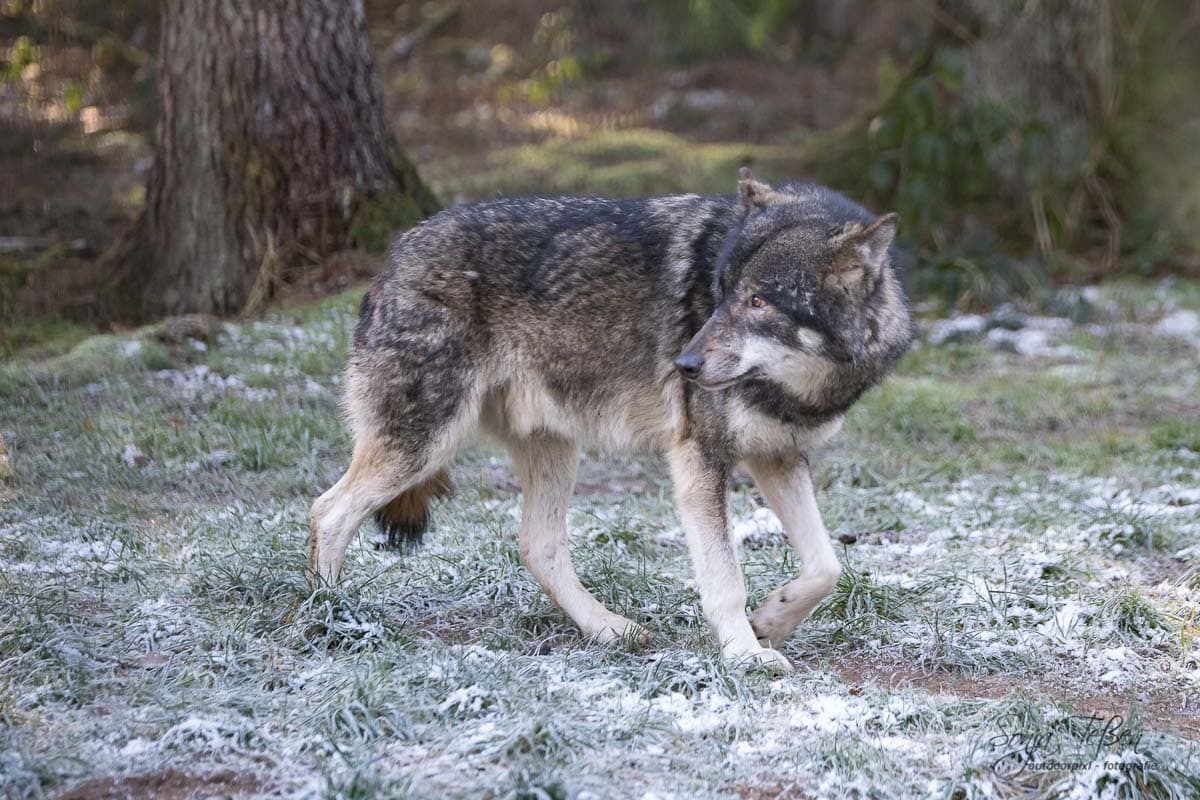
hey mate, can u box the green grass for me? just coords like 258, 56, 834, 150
1, 280, 1198, 798
0, 316, 97, 359
426, 128, 799, 199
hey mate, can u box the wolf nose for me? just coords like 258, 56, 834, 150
674, 353, 704, 380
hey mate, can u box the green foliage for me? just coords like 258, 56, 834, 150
849, 376, 976, 448
0, 316, 95, 359
2, 34, 39, 80
651, 0, 807, 58
1111, 0, 1200, 276
811, 49, 1072, 305
63, 79, 85, 113
497, 9, 595, 108
818, 559, 908, 625
431, 127, 786, 200
350, 191, 433, 253
37, 333, 175, 386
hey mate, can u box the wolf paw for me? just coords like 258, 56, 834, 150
588, 615, 651, 647
750, 602, 793, 649
725, 645, 794, 673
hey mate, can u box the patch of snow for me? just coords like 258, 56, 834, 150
121, 443, 149, 467
986, 327, 1079, 358
180, 449, 236, 472
438, 686, 490, 716
732, 506, 784, 545
955, 575, 992, 607
1154, 309, 1200, 342
648, 691, 733, 735
927, 314, 987, 345
1023, 316, 1073, 333
118, 737, 156, 758
153, 365, 277, 401
1036, 600, 1087, 643
1088, 647, 1136, 686
787, 693, 877, 734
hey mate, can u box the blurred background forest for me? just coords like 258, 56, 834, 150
2, 0, 1199, 353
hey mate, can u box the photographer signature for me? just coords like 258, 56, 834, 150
987, 713, 1144, 776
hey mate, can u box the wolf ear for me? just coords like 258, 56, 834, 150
737, 167, 786, 211
825, 212, 899, 295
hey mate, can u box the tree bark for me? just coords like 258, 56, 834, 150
103, 0, 439, 320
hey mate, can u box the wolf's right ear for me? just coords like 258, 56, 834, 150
738, 167, 786, 211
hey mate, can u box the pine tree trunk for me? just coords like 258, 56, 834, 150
103, 0, 439, 320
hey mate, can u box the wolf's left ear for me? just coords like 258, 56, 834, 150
826, 212, 899, 295
737, 167, 786, 211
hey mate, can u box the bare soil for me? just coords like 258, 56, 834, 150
831, 654, 1200, 740
56, 769, 264, 800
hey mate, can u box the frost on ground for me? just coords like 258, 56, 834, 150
1, 282, 1199, 799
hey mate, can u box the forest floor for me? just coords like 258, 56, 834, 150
2, 280, 1199, 799
1, 0, 908, 344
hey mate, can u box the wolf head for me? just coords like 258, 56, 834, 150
675, 169, 911, 407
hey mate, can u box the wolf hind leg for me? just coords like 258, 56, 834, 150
743, 454, 842, 648
311, 335, 479, 584
308, 444, 421, 586
509, 433, 649, 644
309, 417, 470, 585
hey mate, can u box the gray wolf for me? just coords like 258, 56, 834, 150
309, 169, 912, 671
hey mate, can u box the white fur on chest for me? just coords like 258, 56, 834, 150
730, 398, 844, 456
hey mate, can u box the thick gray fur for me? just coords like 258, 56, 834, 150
310, 172, 913, 670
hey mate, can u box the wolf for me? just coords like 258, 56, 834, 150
309, 169, 912, 670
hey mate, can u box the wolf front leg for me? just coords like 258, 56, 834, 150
743, 454, 842, 647
509, 433, 649, 645
667, 440, 793, 672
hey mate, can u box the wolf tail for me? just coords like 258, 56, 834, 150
373, 469, 454, 550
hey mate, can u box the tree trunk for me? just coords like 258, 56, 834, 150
103, 0, 439, 320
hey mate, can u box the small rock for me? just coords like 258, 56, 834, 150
183, 450, 235, 472
986, 304, 1026, 331
1024, 315, 1073, 333
1155, 309, 1200, 342
156, 314, 224, 345
139, 652, 170, 668
205, 449, 235, 466
122, 443, 150, 467
927, 314, 987, 345
986, 327, 1042, 354
680, 88, 752, 112
1048, 286, 1101, 323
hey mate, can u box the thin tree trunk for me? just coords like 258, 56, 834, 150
102, 0, 439, 320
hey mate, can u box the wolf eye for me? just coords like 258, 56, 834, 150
750, 295, 767, 309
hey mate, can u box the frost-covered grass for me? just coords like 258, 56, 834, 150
1, 281, 1199, 799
